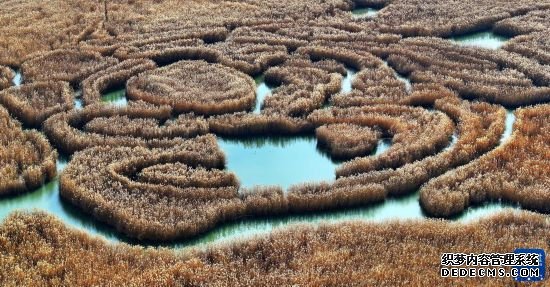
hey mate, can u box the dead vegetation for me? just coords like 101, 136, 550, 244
0, 81, 73, 127
81, 58, 157, 105
1, 211, 549, 286
374, 0, 550, 37
43, 101, 208, 154
387, 37, 550, 107
421, 104, 550, 217
0, 66, 14, 90
126, 60, 256, 115
0, 106, 56, 196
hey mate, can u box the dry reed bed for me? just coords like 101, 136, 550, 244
1, 211, 549, 286
0, 0, 102, 66
316, 123, 382, 160
81, 58, 156, 105
331, 64, 408, 106
0, 81, 73, 127
20, 49, 118, 85
309, 105, 455, 177
81, 27, 229, 56
59, 135, 244, 241
43, 101, 208, 155
421, 104, 550, 217
332, 95, 505, 197
502, 31, 550, 66
208, 112, 313, 136
126, 60, 256, 115
493, 9, 550, 36
0, 66, 14, 90
372, 0, 550, 37
387, 37, 550, 107
0, 106, 56, 196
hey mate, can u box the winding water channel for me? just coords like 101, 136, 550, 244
0, 31, 520, 248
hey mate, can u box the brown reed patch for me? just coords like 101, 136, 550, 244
316, 123, 381, 159
421, 104, 550, 217
387, 37, 550, 107
502, 31, 550, 66
0, 81, 73, 127
373, 0, 549, 37
332, 95, 506, 196
0, 66, 14, 90
308, 104, 455, 177
493, 9, 550, 36
81, 59, 157, 105
0, 106, 57, 196
20, 49, 118, 85
43, 102, 208, 154
126, 60, 256, 115
1, 211, 549, 286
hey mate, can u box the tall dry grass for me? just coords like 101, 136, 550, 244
43, 102, 208, 154
421, 104, 550, 217
373, 0, 549, 37
126, 60, 256, 115
387, 37, 550, 107
0, 106, 57, 196
0, 81, 73, 127
0, 66, 14, 90
1, 211, 549, 286
309, 105, 455, 176
493, 9, 550, 36
20, 49, 118, 85
81, 58, 156, 105
316, 123, 381, 159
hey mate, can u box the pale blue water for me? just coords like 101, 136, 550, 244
218, 136, 338, 190
102, 88, 128, 106
352, 7, 379, 18
450, 31, 509, 49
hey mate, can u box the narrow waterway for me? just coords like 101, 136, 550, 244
352, 7, 380, 18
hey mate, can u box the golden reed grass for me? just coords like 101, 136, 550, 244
126, 60, 256, 115
421, 104, 550, 217
1, 211, 549, 286
43, 102, 208, 154
374, 0, 549, 37
0, 106, 56, 196
0, 66, 14, 90
20, 49, 118, 85
493, 9, 550, 37
387, 37, 550, 107
316, 123, 382, 160
81, 58, 157, 105
0, 81, 73, 127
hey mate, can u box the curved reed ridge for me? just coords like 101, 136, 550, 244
421, 104, 550, 217
0, 81, 73, 127
0, 106, 57, 196
43, 101, 208, 155
126, 60, 256, 115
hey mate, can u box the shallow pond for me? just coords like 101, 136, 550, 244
352, 7, 379, 18
450, 31, 509, 49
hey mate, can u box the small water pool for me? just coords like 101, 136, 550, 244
450, 31, 509, 49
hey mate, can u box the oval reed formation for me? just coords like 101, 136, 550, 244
126, 60, 256, 115
43, 101, 208, 154
0, 106, 56, 196
0, 81, 73, 127
1, 211, 549, 286
316, 123, 382, 160
421, 104, 550, 217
